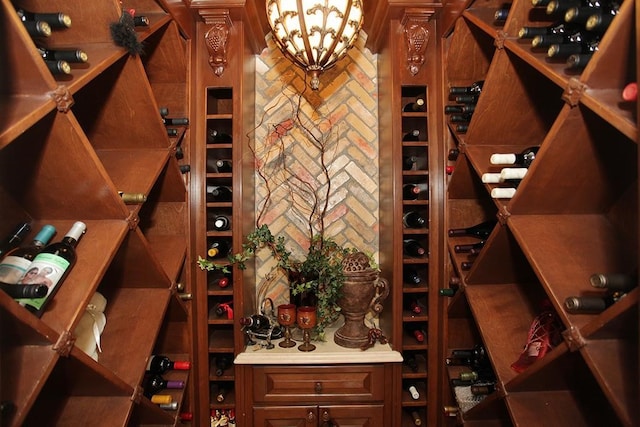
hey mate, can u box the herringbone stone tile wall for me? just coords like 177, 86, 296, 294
252, 34, 379, 306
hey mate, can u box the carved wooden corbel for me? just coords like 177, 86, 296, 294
53, 330, 76, 357
402, 9, 434, 76
562, 325, 587, 351
199, 9, 232, 77
562, 77, 587, 107
49, 85, 74, 112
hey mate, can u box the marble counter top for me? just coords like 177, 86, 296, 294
234, 326, 403, 365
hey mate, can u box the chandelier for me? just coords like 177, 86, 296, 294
266, 0, 364, 90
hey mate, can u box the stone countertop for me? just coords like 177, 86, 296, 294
234, 326, 403, 365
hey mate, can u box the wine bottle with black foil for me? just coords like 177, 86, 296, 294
445, 103, 475, 114
590, 272, 637, 292
179, 165, 190, 174
146, 355, 191, 374
143, 374, 185, 398
44, 60, 71, 75
239, 314, 271, 330
162, 117, 189, 126
490, 146, 539, 167
215, 159, 233, 173
448, 219, 496, 239
402, 129, 421, 141
403, 97, 426, 112
206, 185, 233, 202
403, 155, 418, 170
454, 240, 485, 254
16, 8, 71, 28
17, 221, 86, 316
449, 113, 473, 123
564, 294, 620, 313
518, 21, 572, 39
449, 80, 484, 95
494, 4, 510, 22
0, 222, 32, 259
454, 94, 480, 104
450, 344, 489, 369
546, 32, 600, 59
404, 354, 419, 372
215, 356, 233, 376
133, 15, 150, 26
566, 52, 593, 69
207, 240, 231, 259
0, 281, 48, 299
585, 11, 618, 33
0, 224, 56, 284
403, 267, 422, 285
403, 211, 427, 228
455, 124, 468, 134
404, 239, 426, 257
38, 47, 88, 63
408, 410, 423, 426
545, 0, 583, 16
208, 129, 233, 143
448, 148, 460, 161
22, 20, 51, 37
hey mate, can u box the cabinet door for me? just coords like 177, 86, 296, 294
253, 405, 316, 427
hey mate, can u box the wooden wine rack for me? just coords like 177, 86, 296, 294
0, 0, 192, 425
442, 0, 638, 425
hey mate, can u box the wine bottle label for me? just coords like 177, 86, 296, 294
0, 256, 31, 284
16, 253, 70, 310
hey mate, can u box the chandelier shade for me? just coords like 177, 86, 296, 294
266, 0, 364, 90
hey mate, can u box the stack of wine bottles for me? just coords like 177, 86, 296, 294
519, 0, 621, 70
0, 221, 87, 317
211, 409, 237, 426
16, 7, 90, 76
564, 271, 637, 313
448, 219, 497, 271
444, 80, 483, 133
446, 344, 497, 411
482, 146, 539, 199
144, 354, 190, 410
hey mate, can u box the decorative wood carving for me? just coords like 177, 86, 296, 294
199, 9, 232, 77
402, 9, 435, 76
53, 330, 76, 357
49, 85, 74, 112
562, 77, 587, 107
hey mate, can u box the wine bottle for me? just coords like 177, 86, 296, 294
448, 148, 460, 161
215, 159, 233, 173
491, 186, 518, 199
0, 222, 32, 259
545, 0, 582, 16
403, 211, 427, 228
402, 183, 428, 200
150, 394, 172, 404
547, 34, 599, 59
449, 80, 484, 95
454, 240, 485, 254
17, 221, 86, 316
118, 191, 147, 204
143, 374, 185, 397
215, 275, 231, 288
451, 344, 489, 368
133, 15, 150, 27
443, 406, 459, 417
406, 325, 426, 342
448, 219, 496, 239
211, 215, 231, 231
585, 12, 618, 33
566, 53, 593, 69
0, 281, 48, 299
206, 185, 233, 202
215, 356, 233, 376
446, 103, 475, 114
174, 146, 184, 159
16, 8, 71, 28
409, 410, 423, 426
403, 97, 426, 112
146, 355, 191, 374
207, 240, 230, 258
44, 60, 71, 75
207, 129, 233, 143
494, 4, 510, 22
404, 354, 419, 372
215, 387, 227, 403
409, 299, 425, 314
239, 314, 271, 330
403, 267, 422, 285
402, 129, 421, 141
159, 106, 169, 117
404, 239, 426, 257
449, 113, 473, 123
455, 124, 468, 134
590, 272, 637, 292
564, 294, 620, 313
162, 117, 189, 126
439, 287, 457, 297
179, 165, 191, 174
622, 82, 637, 102
461, 261, 474, 270
167, 128, 178, 137
179, 412, 193, 422
518, 21, 572, 39
403, 155, 418, 170
38, 47, 88, 63
470, 382, 496, 395
490, 146, 539, 167
407, 384, 420, 400
0, 224, 56, 284
214, 301, 233, 319
454, 94, 480, 104
21, 20, 52, 37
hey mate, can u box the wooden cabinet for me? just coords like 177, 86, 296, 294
0, 0, 193, 426
245, 364, 393, 427
440, 0, 638, 425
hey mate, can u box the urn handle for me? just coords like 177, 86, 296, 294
370, 277, 389, 314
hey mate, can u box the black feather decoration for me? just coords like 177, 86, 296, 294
109, 11, 143, 56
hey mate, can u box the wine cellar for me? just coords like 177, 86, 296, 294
0, 0, 637, 426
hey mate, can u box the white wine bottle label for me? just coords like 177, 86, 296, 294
490, 153, 517, 165
0, 256, 31, 284
16, 253, 70, 310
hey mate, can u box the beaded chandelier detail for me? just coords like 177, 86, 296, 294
266, 0, 364, 90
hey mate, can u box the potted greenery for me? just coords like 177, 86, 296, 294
197, 87, 376, 339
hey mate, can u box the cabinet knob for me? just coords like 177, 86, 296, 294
320, 409, 336, 427
307, 410, 316, 423
315, 382, 322, 393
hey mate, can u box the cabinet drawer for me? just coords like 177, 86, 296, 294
252, 365, 386, 403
